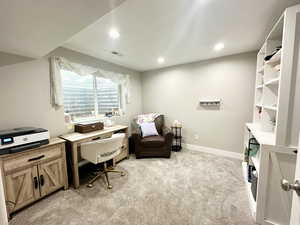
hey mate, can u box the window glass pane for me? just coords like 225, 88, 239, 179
61, 70, 95, 121
96, 77, 120, 114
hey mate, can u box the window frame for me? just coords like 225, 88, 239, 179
61, 70, 122, 123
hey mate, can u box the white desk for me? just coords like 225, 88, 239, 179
60, 125, 128, 189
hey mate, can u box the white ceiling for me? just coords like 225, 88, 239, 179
0, 0, 125, 58
64, 0, 300, 71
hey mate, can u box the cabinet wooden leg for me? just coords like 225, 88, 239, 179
71, 143, 80, 189
61, 144, 69, 190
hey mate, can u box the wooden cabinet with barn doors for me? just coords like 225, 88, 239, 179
0, 138, 68, 216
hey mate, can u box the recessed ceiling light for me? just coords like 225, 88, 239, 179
214, 43, 225, 51
109, 28, 120, 39
157, 57, 165, 64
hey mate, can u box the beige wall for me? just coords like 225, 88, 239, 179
142, 52, 256, 154
0, 48, 256, 154
0, 48, 142, 137
0, 52, 33, 67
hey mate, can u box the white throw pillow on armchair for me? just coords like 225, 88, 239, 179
140, 122, 159, 137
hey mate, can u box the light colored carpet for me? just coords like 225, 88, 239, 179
9, 149, 255, 225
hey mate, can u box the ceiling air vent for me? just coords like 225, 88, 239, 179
111, 51, 123, 57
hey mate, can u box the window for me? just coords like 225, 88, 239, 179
61, 70, 121, 122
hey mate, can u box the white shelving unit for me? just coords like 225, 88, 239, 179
242, 162, 257, 217
258, 66, 264, 74
246, 123, 275, 146
265, 78, 280, 86
263, 105, 277, 111
251, 155, 260, 173
265, 49, 282, 65
243, 4, 300, 225
253, 37, 281, 135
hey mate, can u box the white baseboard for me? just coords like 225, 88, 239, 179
182, 143, 243, 160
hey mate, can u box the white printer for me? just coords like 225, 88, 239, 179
0, 127, 50, 155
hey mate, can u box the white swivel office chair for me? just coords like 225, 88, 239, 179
81, 133, 126, 189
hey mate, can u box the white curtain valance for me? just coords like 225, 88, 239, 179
49, 56, 131, 110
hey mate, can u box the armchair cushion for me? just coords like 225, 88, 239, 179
140, 122, 159, 137
140, 135, 165, 147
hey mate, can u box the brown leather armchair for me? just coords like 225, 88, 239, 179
132, 115, 173, 158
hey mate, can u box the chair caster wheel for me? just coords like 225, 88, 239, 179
87, 184, 93, 188
121, 172, 125, 176
108, 185, 113, 189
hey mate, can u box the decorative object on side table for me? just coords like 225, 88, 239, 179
171, 120, 182, 152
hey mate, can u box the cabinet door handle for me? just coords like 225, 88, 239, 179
40, 175, 45, 186
28, 155, 45, 162
33, 177, 39, 189
281, 179, 300, 196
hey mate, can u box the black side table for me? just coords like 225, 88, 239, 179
171, 126, 182, 151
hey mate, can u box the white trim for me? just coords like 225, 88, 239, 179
0, 170, 8, 225
183, 143, 243, 160
242, 162, 257, 218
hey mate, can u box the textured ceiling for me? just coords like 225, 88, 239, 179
64, 0, 300, 71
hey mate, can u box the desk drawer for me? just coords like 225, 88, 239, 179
82, 132, 113, 143
3, 146, 62, 173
